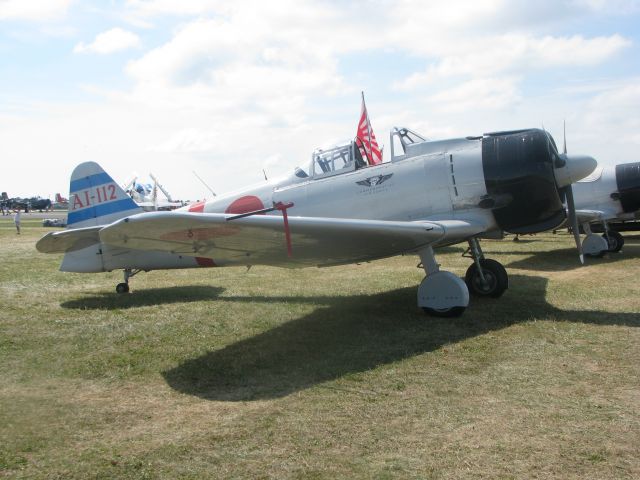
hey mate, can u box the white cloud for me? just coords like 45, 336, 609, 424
74, 27, 141, 54
0, 0, 73, 21
124, 0, 221, 17
585, 81, 640, 145
121, 4, 352, 133
425, 77, 523, 113
395, 34, 630, 90
97, 0, 637, 171
577, 0, 640, 13
152, 128, 221, 153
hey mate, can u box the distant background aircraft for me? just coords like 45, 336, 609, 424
1, 192, 52, 212
123, 173, 184, 211
54, 193, 69, 209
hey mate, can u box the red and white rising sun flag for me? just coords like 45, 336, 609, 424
356, 92, 382, 165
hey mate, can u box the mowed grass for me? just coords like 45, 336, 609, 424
1, 216, 639, 479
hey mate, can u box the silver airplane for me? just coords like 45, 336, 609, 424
37, 127, 596, 317
571, 161, 640, 256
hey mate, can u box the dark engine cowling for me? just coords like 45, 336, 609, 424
614, 162, 640, 213
481, 129, 566, 234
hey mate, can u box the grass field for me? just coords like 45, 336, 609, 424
1, 215, 639, 479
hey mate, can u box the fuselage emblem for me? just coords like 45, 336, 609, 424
356, 173, 393, 187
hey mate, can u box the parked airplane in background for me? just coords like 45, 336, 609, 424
54, 193, 69, 209
1, 193, 52, 212
28, 197, 52, 212
37, 126, 597, 317
123, 174, 183, 211
571, 161, 640, 256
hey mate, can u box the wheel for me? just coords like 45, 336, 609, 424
417, 271, 469, 315
465, 259, 508, 298
583, 234, 608, 258
602, 231, 624, 253
422, 306, 466, 318
116, 282, 129, 294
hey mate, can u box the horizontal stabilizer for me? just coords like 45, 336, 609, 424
36, 226, 102, 253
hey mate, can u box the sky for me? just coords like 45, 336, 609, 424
1, 0, 640, 201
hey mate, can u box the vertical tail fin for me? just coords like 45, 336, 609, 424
67, 162, 142, 229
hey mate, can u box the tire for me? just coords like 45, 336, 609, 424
465, 259, 508, 298
116, 282, 130, 294
602, 231, 624, 253
422, 306, 466, 318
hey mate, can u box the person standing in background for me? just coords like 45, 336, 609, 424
14, 209, 21, 234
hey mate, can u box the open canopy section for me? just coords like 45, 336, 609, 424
390, 127, 427, 161
294, 140, 366, 180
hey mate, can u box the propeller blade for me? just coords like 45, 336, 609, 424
563, 120, 567, 155
564, 185, 584, 264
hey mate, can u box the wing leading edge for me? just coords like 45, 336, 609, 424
97, 212, 487, 267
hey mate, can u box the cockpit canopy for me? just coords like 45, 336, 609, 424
293, 127, 427, 180
295, 139, 365, 179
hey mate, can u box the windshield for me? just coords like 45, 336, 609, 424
294, 167, 308, 178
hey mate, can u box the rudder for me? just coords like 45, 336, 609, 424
67, 162, 141, 229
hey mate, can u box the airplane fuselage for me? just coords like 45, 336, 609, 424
188, 137, 495, 234
573, 162, 640, 221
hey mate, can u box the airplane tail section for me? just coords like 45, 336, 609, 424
67, 162, 141, 229
44, 161, 143, 272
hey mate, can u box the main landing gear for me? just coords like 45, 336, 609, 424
580, 222, 610, 258
417, 238, 508, 317
115, 268, 142, 294
602, 229, 624, 253
464, 238, 508, 298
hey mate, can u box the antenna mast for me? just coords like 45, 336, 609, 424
192, 171, 217, 197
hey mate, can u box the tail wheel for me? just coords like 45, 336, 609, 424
465, 259, 508, 298
116, 283, 130, 294
602, 231, 624, 253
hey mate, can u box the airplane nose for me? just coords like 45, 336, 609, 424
554, 154, 598, 188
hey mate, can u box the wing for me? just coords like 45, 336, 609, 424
98, 212, 486, 267
36, 226, 102, 253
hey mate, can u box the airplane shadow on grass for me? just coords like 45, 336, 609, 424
61, 286, 225, 310
162, 274, 640, 402
501, 243, 640, 272
477, 235, 640, 272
